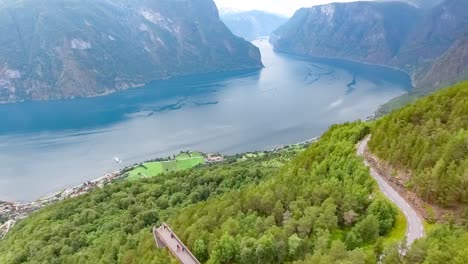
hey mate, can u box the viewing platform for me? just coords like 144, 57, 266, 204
153, 223, 200, 264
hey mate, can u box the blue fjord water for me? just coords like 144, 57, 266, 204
0, 39, 412, 201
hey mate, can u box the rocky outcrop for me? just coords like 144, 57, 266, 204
0, 0, 263, 103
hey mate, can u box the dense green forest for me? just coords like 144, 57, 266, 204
0, 153, 286, 263
369, 81, 468, 207
382, 225, 468, 264
0, 122, 401, 263
171, 122, 399, 263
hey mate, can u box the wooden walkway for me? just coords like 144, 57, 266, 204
153, 223, 200, 264
0, 220, 14, 240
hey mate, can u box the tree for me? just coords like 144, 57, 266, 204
368, 198, 397, 235
210, 233, 239, 264
314, 229, 330, 254
355, 215, 380, 243
274, 201, 285, 225
383, 243, 402, 264
288, 234, 302, 259
373, 237, 384, 262
239, 238, 256, 264
329, 240, 347, 261
343, 210, 359, 226
345, 230, 362, 250
256, 234, 275, 263
193, 239, 208, 262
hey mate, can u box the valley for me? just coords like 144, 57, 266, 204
0, 0, 466, 263
0, 39, 411, 201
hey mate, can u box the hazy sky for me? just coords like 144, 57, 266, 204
214, 0, 358, 16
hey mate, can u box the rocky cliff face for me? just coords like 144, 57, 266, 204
221, 10, 287, 41
414, 35, 468, 91
271, 0, 467, 95
0, 0, 263, 103
271, 2, 420, 65
376, 0, 443, 9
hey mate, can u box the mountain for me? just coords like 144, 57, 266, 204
271, 2, 419, 65
376, 0, 443, 8
221, 10, 287, 41
271, 0, 468, 112
414, 34, 468, 91
0, 0, 263, 103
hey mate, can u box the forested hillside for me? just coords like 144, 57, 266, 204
0, 154, 286, 263
389, 226, 468, 264
0, 122, 402, 263
369, 82, 468, 206
171, 122, 398, 263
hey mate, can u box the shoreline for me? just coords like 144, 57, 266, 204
0, 67, 263, 105
0, 136, 319, 234
2, 135, 320, 204
272, 48, 416, 89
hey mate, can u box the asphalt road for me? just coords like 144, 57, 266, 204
358, 136, 424, 246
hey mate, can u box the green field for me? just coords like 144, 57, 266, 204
126, 152, 205, 181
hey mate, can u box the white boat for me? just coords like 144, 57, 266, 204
114, 157, 123, 164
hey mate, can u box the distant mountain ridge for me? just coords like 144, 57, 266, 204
221, 10, 287, 41
271, 2, 420, 65
271, 0, 467, 111
376, 0, 443, 8
0, 0, 263, 103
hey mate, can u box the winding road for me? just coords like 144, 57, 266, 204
358, 136, 424, 246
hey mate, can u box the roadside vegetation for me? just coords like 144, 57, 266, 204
369, 81, 467, 209
372, 82, 468, 264
384, 225, 468, 264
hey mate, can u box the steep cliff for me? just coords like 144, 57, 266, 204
271, 2, 419, 65
415, 35, 468, 91
271, 0, 467, 110
0, 0, 263, 103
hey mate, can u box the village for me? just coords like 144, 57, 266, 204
0, 141, 317, 240
0, 151, 226, 240
0, 171, 125, 239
